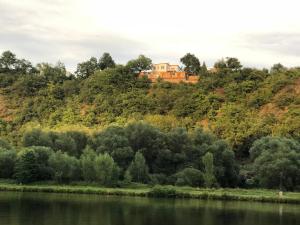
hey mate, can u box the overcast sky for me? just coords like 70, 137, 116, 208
0, 0, 300, 71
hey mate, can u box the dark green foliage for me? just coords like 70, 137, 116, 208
0, 50, 300, 190
23, 129, 52, 147
14, 147, 53, 183
94, 153, 119, 186
75, 57, 99, 78
125, 122, 166, 173
128, 152, 149, 183
270, 63, 287, 74
48, 151, 80, 183
174, 168, 204, 187
148, 185, 177, 198
126, 55, 152, 73
214, 57, 242, 71
202, 152, 217, 188
99, 52, 116, 70
23, 129, 88, 157
89, 126, 134, 170
180, 53, 201, 75
14, 149, 38, 183
0, 138, 12, 150
250, 136, 300, 190
0, 148, 16, 178
80, 147, 97, 182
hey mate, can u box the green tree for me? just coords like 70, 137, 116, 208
99, 52, 116, 70
23, 129, 52, 147
0, 51, 17, 73
128, 152, 149, 183
80, 148, 97, 182
75, 57, 99, 78
270, 63, 287, 74
180, 53, 201, 75
126, 55, 152, 73
214, 58, 227, 69
14, 149, 39, 183
49, 151, 80, 183
202, 152, 217, 188
125, 122, 166, 173
201, 61, 207, 73
89, 126, 134, 170
94, 153, 119, 186
36, 62, 67, 83
0, 148, 16, 178
250, 136, 300, 190
15, 59, 35, 74
226, 57, 242, 70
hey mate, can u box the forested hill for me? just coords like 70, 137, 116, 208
0, 50, 299, 158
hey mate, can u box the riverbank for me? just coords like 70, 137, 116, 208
0, 182, 299, 204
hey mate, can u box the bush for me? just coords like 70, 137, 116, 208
174, 168, 204, 187
148, 185, 177, 198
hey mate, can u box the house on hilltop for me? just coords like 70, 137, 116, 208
139, 62, 199, 84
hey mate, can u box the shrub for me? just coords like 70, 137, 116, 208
148, 185, 177, 198
174, 168, 204, 187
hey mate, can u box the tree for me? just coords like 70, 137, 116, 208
201, 61, 207, 73
250, 136, 300, 190
99, 52, 116, 70
128, 152, 149, 183
23, 129, 52, 147
0, 51, 17, 73
270, 63, 287, 74
75, 57, 99, 78
180, 53, 201, 75
214, 57, 242, 71
36, 62, 67, 83
14, 149, 39, 183
94, 153, 119, 186
48, 151, 80, 183
15, 59, 35, 74
80, 148, 97, 182
125, 122, 166, 173
202, 152, 217, 188
226, 57, 242, 70
214, 58, 227, 69
126, 55, 152, 73
0, 148, 16, 178
89, 126, 134, 170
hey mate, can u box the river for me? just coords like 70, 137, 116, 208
0, 192, 299, 225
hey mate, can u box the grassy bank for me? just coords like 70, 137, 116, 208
0, 182, 299, 204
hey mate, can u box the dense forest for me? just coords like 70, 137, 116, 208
0, 50, 299, 190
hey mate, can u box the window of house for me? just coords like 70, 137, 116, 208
161, 66, 164, 70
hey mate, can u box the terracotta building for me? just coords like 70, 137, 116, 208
139, 63, 199, 84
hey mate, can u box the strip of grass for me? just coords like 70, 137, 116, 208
0, 182, 299, 204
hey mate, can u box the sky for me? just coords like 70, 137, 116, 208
0, 0, 300, 71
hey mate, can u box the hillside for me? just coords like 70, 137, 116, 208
0, 62, 299, 157
0, 51, 299, 190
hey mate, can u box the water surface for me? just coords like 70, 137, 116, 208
0, 191, 299, 225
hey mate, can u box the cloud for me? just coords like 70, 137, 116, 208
0, 1, 148, 71
239, 33, 300, 56
1, 0, 300, 70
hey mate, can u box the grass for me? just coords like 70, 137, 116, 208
0, 180, 299, 204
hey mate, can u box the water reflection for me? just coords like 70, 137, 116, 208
0, 192, 299, 225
